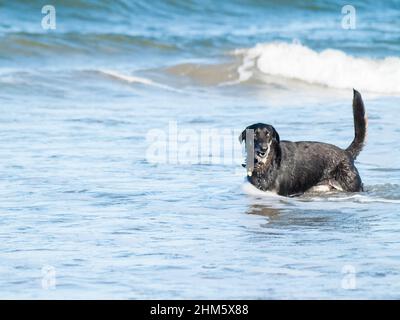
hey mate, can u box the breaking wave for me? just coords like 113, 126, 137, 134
235, 42, 400, 94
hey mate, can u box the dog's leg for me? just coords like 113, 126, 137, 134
333, 161, 363, 192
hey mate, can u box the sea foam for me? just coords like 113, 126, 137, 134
235, 42, 400, 94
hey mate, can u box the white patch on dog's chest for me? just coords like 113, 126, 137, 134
258, 141, 272, 164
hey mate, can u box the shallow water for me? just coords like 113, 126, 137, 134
0, 0, 399, 299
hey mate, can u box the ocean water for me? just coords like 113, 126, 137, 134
0, 0, 399, 299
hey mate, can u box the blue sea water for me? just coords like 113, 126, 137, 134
0, 0, 399, 299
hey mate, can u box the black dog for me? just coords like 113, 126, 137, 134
239, 89, 367, 197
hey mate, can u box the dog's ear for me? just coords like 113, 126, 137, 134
238, 129, 246, 144
272, 127, 280, 143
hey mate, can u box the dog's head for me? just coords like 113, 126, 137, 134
239, 123, 280, 174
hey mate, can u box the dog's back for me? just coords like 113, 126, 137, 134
276, 141, 355, 196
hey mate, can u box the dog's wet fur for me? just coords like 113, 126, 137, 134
240, 89, 367, 197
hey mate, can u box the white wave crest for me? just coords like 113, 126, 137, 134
98, 69, 181, 92
235, 42, 400, 94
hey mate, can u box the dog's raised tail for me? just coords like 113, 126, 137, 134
346, 89, 367, 159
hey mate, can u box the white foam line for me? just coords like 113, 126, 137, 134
99, 69, 183, 93
305, 194, 400, 204
243, 182, 400, 204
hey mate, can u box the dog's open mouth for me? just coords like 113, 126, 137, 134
242, 153, 266, 166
